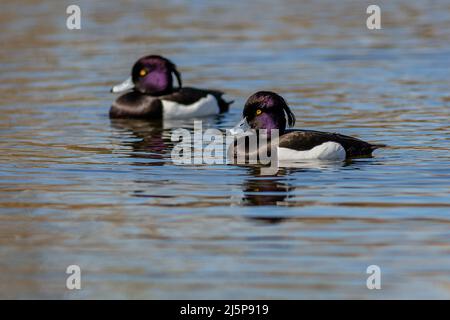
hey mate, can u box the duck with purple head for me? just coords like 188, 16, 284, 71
230, 91, 385, 161
110, 55, 232, 119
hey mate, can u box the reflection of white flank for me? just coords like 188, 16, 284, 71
278, 141, 346, 161
162, 94, 218, 119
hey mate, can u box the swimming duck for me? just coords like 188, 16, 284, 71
110, 55, 232, 119
230, 91, 384, 161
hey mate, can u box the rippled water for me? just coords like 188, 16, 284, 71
0, 0, 449, 299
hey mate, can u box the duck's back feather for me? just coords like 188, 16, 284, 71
279, 129, 384, 158
161, 87, 232, 113
110, 87, 232, 119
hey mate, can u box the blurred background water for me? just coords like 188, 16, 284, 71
0, 0, 449, 299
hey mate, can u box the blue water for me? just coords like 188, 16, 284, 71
0, 0, 449, 299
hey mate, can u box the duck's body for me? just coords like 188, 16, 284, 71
230, 91, 384, 161
110, 55, 232, 119
110, 87, 230, 119
278, 129, 381, 159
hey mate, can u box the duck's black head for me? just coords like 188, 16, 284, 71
234, 91, 296, 135
111, 55, 182, 96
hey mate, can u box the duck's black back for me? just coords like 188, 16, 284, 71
110, 87, 231, 119
160, 87, 231, 113
279, 129, 384, 158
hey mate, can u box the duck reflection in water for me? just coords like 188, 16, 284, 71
242, 167, 293, 207
240, 167, 293, 223
110, 115, 226, 166
110, 118, 167, 166
241, 160, 358, 224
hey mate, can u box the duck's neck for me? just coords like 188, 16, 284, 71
148, 86, 175, 97
258, 114, 286, 136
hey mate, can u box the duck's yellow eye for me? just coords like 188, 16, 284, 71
139, 69, 147, 77
256, 109, 262, 116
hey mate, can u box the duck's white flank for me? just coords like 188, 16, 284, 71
277, 141, 346, 161
162, 94, 219, 119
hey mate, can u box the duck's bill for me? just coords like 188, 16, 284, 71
229, 117, 252, 136
110, 77, 134, 93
